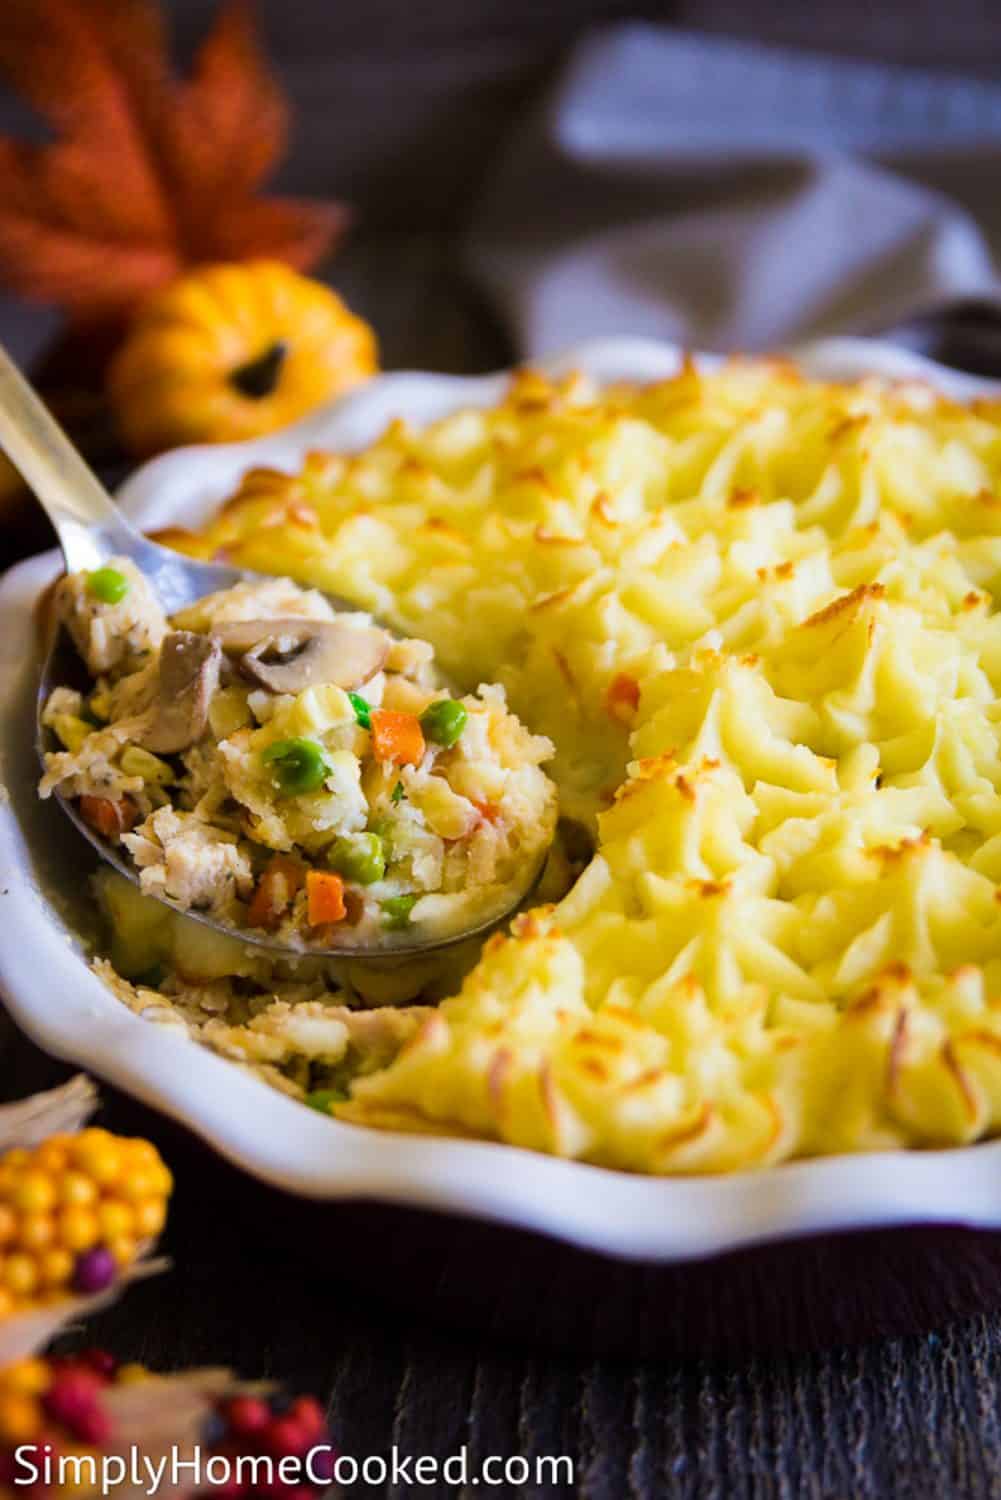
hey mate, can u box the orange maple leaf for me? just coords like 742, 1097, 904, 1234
0, 0, 349, 322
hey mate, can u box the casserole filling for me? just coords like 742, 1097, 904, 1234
40, 563, 556, 951
47, 357, 1001, 1172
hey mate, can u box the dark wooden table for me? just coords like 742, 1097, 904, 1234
7, 4, 1001, 1491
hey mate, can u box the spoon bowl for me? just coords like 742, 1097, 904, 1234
35, 621, 548, 961
0, 343, 552, 961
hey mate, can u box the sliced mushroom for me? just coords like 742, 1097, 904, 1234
139, 631, 221, 753
210, 617, 388, 693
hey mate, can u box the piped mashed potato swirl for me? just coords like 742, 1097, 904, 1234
98, 357, 1001, 1170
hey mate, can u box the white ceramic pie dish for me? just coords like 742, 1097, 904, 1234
3, 334, 1001, 1268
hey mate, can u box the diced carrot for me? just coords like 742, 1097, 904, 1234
605, 672, 640, 724
79, 795, 136, 839
247, 854, 304, 929
306, 870, 346, 927
246, 879, 277, 929
369, 709, 426, 767
472, 799, 502, 825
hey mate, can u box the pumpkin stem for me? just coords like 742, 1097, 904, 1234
230, 341, 288, 398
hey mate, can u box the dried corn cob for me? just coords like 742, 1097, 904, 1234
0, 1129, 172, 1317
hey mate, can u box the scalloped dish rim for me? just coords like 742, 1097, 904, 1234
3, 334, 1001, 1265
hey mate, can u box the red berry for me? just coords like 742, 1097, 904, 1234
257, 1482, 311, 1500
206, 1469, 246, 1500
44, 1372, 99, 1420
288, 1397, 325, 1437
80, 1349, 117, 1380
47, 1360, 99, 1383
225, 1396, 271, 1435
71, 1405, 112, 1445
265, 1417, 310, 1458
42, 1371, 110, 1443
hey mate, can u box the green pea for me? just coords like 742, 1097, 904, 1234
369, 817, 395, 858
261, 737, 329, 796
304, 1087, 347, 1114
381, 894, 418, 930
328, 832, 386, 885
420, 698, 468, 748
348, 691, 372, 729
87, 566, 130, 605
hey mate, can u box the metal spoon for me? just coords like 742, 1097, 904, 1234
0, 343, 548, 960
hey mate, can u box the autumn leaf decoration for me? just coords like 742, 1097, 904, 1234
0, 0, 350, 326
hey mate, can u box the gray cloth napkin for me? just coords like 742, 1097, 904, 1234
466, 26, 1001, 358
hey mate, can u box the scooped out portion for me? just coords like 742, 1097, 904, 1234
39, 559, 558, 950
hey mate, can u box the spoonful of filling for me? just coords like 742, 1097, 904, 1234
39, 563, 557, 955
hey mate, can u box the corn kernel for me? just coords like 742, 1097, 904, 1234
17, 1214, 54, 1252
117, 1169, 161, 1203
0, 1288, 14, 1318
106, 1234, 137, 1267
0, 1204, 17, 1247
4, 1254, 38, 1297
124, 1140, 161, 1166
96, 1200, 134, 1240
0, 1391, 40, 1443
1, 1150, 30, 1171
38, 1248, 74, 1287
34, 1140, 69, 1173
70, 1134, 122, 1186
1, 1359, 51, 1396
57, 1206, 99, 1252
60, 1171, 98, 1207
132, 1198, 167, 1238
148, 1163, 174, 1195
11, 1171, 57, 1215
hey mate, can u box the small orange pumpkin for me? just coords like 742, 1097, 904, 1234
108, 260, 378, 455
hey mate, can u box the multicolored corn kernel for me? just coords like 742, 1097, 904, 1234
0, 1130, 172, 1315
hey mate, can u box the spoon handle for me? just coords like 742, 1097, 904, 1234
0, 341, 137, 572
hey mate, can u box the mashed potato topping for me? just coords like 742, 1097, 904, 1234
99, 357, 1001, 1170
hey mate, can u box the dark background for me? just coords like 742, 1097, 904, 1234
6, 3, 1001, 1496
